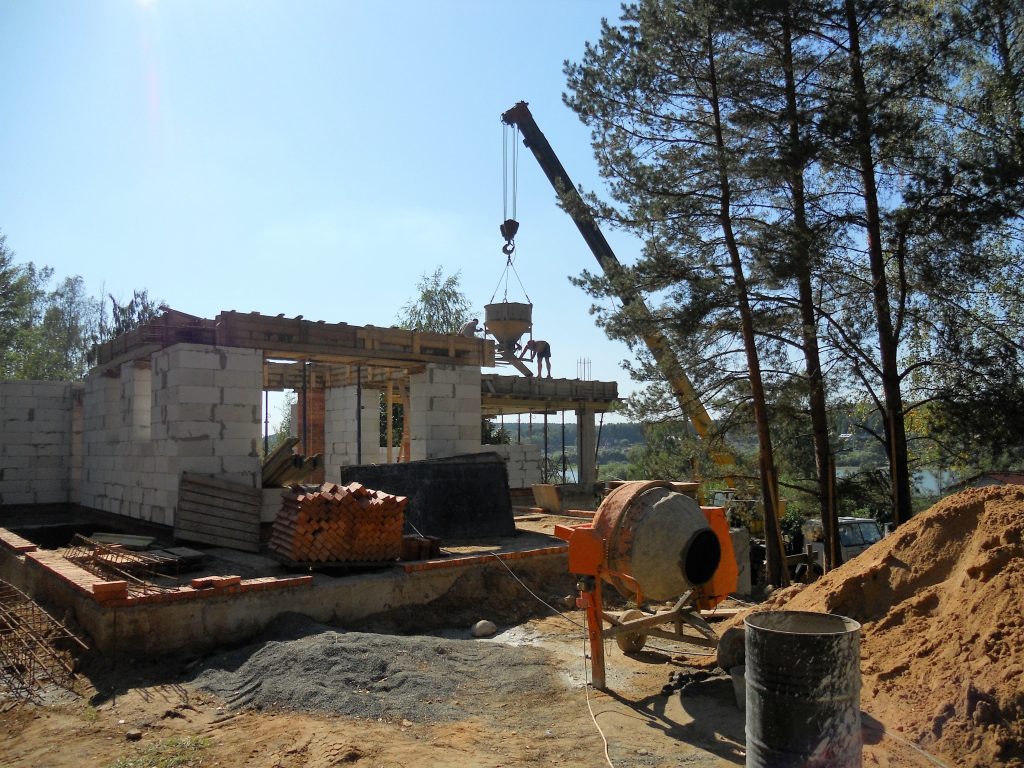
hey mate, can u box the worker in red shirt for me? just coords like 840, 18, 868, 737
521, 339, 552, 378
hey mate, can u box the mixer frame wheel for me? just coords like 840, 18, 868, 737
615, 609, 648, 653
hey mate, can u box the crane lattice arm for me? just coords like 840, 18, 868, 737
500, 101, 735, 471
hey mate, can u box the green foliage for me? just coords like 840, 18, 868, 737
266, 392, 296, 455
380, 392, 403, 448
563, 0, 1024, 527
0, 230, 166, 381
108, 735, 210, 768
482, 420, 512, 445
102, 289, 168, 341
779, 505, 807, 538
396, 266, 472, 335
17, 276, 102, 380
0, 233, 49, 378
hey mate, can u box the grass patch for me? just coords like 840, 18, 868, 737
108, 735, 211, 768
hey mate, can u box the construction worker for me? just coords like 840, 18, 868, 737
521, 339, 552, 378
459, 318, 481, 337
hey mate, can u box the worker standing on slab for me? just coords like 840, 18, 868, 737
521, 339, 552, 377
459, 318, 481, 337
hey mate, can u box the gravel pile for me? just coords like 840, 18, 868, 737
189, 613, 562, 723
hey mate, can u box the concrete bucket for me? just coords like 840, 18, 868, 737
484, 302, 532, 354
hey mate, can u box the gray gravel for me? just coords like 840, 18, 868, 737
189, 613, 562, 723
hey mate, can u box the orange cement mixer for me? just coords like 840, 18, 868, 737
555, 480, 738, 689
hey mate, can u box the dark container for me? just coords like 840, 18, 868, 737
744, 610, 862, 768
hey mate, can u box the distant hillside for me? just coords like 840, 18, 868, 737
489, 421, 645, 481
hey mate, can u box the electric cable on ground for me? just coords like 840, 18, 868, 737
486, 552, 584, 630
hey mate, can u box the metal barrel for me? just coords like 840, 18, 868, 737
744, 610, 862, 768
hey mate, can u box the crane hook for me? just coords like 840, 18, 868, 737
500, 218, 519, 257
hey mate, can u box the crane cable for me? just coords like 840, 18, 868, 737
502, 122, 518, 224
492, 123, 530, 304
488, 257, 532, 305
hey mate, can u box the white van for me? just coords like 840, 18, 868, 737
803, 516, 883, 566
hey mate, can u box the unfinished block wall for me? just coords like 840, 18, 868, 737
487, 443, 543, 488
0, 381, 79, 505
80, 364, 155, 520
81, 343, 262, 526
408, 364, 481, 461
325, 384, 382, 477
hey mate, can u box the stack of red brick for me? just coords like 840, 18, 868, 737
269, 482, 407, 564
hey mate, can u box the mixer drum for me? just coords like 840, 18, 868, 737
593, 481, 722, 601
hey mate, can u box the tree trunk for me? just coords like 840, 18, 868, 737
780, 4, 840, 567
842, 0, 913, 527
706, 27, 790, 587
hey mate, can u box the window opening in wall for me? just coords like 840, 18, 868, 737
264, 389, 270, 455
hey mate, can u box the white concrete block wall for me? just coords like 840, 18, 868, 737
325, 385, 381, 480
0, 380, 77, 505
486, 443, 543, 488
408, 365, 482, 460
69, 385, 83, 502
81, 343, 263, 526
81, 370, 145, 520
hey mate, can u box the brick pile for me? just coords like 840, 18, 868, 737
270, 482, 407, 564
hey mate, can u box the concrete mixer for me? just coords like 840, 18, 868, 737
554, 480, 738, 689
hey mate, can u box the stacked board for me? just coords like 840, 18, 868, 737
262, 437, 322, 487
269, 482, 406, 564
176, 473, 262, 553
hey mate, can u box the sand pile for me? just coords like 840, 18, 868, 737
741, 485, 1024, 768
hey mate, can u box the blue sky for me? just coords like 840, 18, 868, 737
1, 0, 643, 407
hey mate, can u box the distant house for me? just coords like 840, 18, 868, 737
944, 471, 1024, 493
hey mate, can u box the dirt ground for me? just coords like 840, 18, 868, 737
2, 610, 939, 768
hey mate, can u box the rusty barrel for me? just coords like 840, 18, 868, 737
744, 610, 862, 768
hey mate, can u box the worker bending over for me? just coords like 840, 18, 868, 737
521, 339, 552, 378
459, 318, 481, 337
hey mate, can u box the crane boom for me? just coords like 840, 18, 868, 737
501, 101, 735, 469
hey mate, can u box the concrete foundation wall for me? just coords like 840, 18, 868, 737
81, 344, 263, 526
487, 443, 543, 488
0, 380, 79, 505
0, 542, 569, 655
408, 365, 481, 460
325, 385, 381, 480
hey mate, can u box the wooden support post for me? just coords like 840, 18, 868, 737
386, 371, 394, 464
356, 365, 363, 465
581, 576, 606, 690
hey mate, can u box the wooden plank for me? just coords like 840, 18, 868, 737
174, 527, 259, 553
176, 509, 260, 539
176, 504, 259, 533
178, 481, 261, 507
181, 473, 261, 499
177, 501, 260, 532
261, 437, 300, 478
179, 476, 261, 499
178, 489, 261, 516
174, 521, 257, 548
175, 514, 257, 541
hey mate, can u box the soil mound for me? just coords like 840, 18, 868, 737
741, 485, 1024, 767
